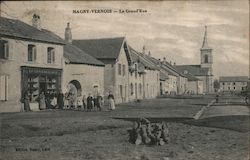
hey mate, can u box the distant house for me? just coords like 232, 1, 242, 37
63, 23, 105, 98
0, 15, 65, 112
219, 76, 248, 92
128, 46, 160, 100
72, 37, 132, 104
181, 72, 203, 94
176, 26, 213, 94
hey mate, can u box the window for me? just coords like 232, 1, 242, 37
28, 44, 36, 62
222, 82, 225, 85
204, 55, 208, 63
139, 83, 142, 95
120, 85, 123, 97
0, 40, 9, 59
228, 87, 230, 90
135, 64, 138, 78
118, 64, 122, 75
47, 47, 55, 64
130, 83, 133, 95
233, 82, 236, 85
0, 75, 8, 101
233, 87, 235, 90
122, 65, 125, 76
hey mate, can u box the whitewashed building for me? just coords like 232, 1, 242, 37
0, 15, 65, 112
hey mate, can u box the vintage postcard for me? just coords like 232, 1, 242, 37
0, 1, 249, 160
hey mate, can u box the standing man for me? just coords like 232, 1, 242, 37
39, 91, 46, 110
87, 93, 94, 111
23, 91, 31, 112
57, 89, 64, 109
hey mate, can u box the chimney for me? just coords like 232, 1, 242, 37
148, 51, 151, 57
163, 57, 166, 64
32, 14, 41, 30
142, 45, 145, 54
65, 22, 72, 43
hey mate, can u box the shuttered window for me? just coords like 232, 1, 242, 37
0, 40, 9, 59
47, 47, 55, 64
28, 44, 36, 62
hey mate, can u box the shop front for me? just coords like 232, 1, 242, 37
21, 66, 62, 105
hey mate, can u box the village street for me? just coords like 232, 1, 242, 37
0, 94, 249, 160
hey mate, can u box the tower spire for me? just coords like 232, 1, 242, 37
201, 25, 209, 49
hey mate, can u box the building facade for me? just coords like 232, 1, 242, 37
0, 16, 65, 112
62, 23, 105, 99
73, 37, 132, 104
219, 76, 248, 92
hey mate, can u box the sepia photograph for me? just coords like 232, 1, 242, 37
0, 0, 249, 160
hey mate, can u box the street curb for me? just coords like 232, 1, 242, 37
193, 99, 216, 120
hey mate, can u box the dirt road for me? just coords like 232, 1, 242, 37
0, 95, 249, 160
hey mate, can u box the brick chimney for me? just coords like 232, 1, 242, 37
32, 14, 41, 30
65, 22, 72, 43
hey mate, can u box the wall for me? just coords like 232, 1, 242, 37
165, 75, 178, 94
128, 63, 144, 101
220, 81, 247, 92
143, 69, 160, 99
113, 44, 129, 104
63, 63, 104, 97
0, 38, 64, 112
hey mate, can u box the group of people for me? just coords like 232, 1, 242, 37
21, 90, 116, 112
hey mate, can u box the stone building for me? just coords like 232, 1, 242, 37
176, 26, 214, 94
128, 46, 160, 100
219, 76, 248, 92
63, 23, 105, 98
0, 15, 65, 112
72, 37, 132, 104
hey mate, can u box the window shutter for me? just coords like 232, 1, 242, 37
0, 41, 5, 59
52, 49, 55, 63
4, 43, 9, 59
5, 75, 8, 100
0, 75, 6, 100
33, 46, 37, 61
47, 51, 51, 63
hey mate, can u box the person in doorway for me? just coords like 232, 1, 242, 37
87, 93, 94, 111
108, 91, 115, 110
23, 91, 31, 112
45, 91, 51, 109
39, 91, 46, 110
50, 95, 57, 109
57, 89, 64, 109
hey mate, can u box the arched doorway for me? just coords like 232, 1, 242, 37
67, 80, 82, 96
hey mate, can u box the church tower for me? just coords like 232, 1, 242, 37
200, 26, 213, 75
200, 26, 213, 93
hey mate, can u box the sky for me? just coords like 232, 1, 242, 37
1, 0, 249, 78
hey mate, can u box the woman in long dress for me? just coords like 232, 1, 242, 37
108, 92, 115, 110
39, 92, 46, 110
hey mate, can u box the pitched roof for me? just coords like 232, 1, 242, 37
0, 17, 65, 45
219, 76, 249, 82
72, 37, 125, 59
64, 43, 104, 66
149, 57, 181, 76
176, 65, 209, 76
128, 46, 158, 70
41, 29, 104, 66
184, 73, 200, 81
